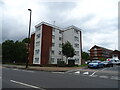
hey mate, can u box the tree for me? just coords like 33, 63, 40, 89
99, 58, 106, 61
22, 38, 30, 43
82, 52, 89, 61
2, 39, 28, 63
2, 40, 15, 63
62, 41, 75, 64
14, 41, 27, 63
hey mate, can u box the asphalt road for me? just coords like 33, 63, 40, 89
65, 65, 120, 77
2, 66, 120, 89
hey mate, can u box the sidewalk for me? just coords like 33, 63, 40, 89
2, 64, 86, 72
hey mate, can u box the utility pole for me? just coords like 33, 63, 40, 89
26, 9, 32, 69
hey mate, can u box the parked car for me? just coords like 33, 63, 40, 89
102, 61, 113, 67
110, 60, 120, 65
88, 60, 104, 68
85, 60, 92, 64
107, 58, 114, 61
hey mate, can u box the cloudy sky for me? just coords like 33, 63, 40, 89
1, 0, 119, 51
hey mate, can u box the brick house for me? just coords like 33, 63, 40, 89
89, 45, 113, 60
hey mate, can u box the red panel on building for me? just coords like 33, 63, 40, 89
29, 33, 35, 64
41, 24, 52, 65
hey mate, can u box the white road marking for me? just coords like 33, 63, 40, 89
13, 69, 19, 71
83, 72, 89, 75
10, 80, 45, 90
101, 68, 107, 71
90, 75, 98, 77
21, 70, 34, 73
12, 69, 34, 73
99, 76, 109, 79
52, 72, 64, 74
89, 71, 98, 76
74, 71, 80, 74
111, 76, 120, 80
26, 71, 34, 73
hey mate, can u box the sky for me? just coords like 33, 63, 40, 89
1, 0, 119, 52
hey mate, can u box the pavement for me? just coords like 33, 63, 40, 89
2, 64, 87, 72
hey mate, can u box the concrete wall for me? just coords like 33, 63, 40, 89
51, 28, 63, 64
31, 22, 82, 65
63, 27, 82, 65
33, 25, 42, 64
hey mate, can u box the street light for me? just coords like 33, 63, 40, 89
26, 9, 32, 69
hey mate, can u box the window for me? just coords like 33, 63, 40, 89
75, 51, 79, 56
52, 35, 55, 39
113, 54, 117, 57
59, 51, 62, 55
52, 28, 55, 32
57, 58, 61, 61
59, 37, 62, 41
59, 44, 62, 48
36, 26, 41, 31
74, 29, 79, 34
74, 36, 79, 41
52, 50, 54, 55
75, 59, 79, 63
94, 48, 97, 50
35, 58, 39, 63
36, 41, 40, 47
52, 43, 55, 47
35, 49, 39, 54
94, 53, 97, 56
74, 43, 79, 48
51, 58, 54, 63
59, 30, 62, 34
94, 51, 97, 54
36, 34, 40, 39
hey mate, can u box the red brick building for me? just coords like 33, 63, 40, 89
89, 45, 113, 60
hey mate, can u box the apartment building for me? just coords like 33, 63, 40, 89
89, 45, 113, 60
29, 22, 82, 65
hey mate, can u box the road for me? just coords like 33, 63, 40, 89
2, 66, 120, 89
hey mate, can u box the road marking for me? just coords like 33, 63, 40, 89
89, 71, 98, 76
13, 69, 19, 71
74, 71, 80, 74
111, 76, 120, 80
21, 70, 34, 73
12, 69, 34, 73
90, 75, 98, 77
52, 72, 64, 74
83, 72, 89, 75
99, 76, 108, 79
26, 71, 34, 73
101, 68, 107, 71
10, 80, 46, 90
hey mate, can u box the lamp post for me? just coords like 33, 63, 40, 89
26, 9, 32, 69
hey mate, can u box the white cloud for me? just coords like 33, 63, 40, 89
2, 0, 119, 51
